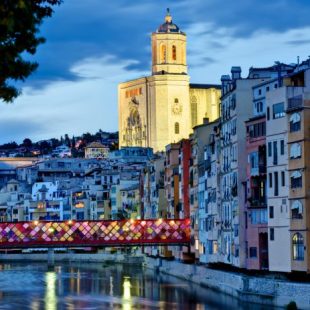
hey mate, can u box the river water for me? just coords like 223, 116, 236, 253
0, 262, 274, 309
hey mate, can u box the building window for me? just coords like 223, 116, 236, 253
172, 45, 177, 61
291, 171, 302, 188
273, 102, 285, 119
251, 209, 267, 224
268, 142, 272, 157
256, 101, 263, 113
281, 171, 285, 187
258, 89, 262, 95
273, 141, 278, 165
249, 247, 257, 258
175, 122, 180, 134
270, 228, 274, 241
291, 200, 303, 219
290, 113, 301, 132
269, 206, 274, 219
266, 86, 270, 92
175, 98, 179, 103
290, 143, 301, 159
267, 107, 270, 120
280, 140, 284, 155
292, 233, 304, 260
269, 173, 272, 188
274, 171, 278, 196
161, 44, 167, 63
191, 96, 198, 127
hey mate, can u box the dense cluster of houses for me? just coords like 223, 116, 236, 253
1, 60, 310, 274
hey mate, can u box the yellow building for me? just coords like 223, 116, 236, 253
84, 142, 109, 159
118, 9, 220, 152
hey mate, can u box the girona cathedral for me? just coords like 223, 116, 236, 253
118, 9, 221, 152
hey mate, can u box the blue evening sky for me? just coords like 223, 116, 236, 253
1, 0, 310, 143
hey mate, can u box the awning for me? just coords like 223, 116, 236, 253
291, 171, 302, 179
290, 112, 301, 124
291, 200, 303, 213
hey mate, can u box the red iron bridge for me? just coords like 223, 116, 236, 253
0, 219, 190, 249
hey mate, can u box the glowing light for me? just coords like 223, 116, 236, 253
122, 277, 132, 310
68, 220, 73, 225
48, 227, 55, 233
45, 272, 57, 310
33, 220, 39, 225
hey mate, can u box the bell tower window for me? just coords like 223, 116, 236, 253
172, 45, 177, 61
161, 45, 167, 63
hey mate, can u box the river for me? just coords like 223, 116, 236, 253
0, 262, 274, 309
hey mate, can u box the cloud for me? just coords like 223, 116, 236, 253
2, 0, 310, 144
30, 0, 310, 87
186, 22, 310, 83
286, 39, 310, 46
0, 55, 147, 144
0, 119, 47, 143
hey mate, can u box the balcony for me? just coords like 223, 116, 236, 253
287, 95, 303, 111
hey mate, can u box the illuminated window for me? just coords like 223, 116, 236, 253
175, 122, 180, 134
161, 44, 167, 63
172, 45, 177, 61
75, 202, 84, 209
292, 233, 304, 260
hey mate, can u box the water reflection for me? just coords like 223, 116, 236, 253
0, 262, 275, 310
45, 272, 57, 310
122, 277, 132, 310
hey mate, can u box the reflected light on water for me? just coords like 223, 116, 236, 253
122, 277, 132, 310
30, 300, 40, 310
45, 272, 57, 310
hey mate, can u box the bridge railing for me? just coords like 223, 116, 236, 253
0, 219, 190, 248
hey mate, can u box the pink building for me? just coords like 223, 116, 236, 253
245, 115, 269, 270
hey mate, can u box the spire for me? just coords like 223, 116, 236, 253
165, 8, 172, 23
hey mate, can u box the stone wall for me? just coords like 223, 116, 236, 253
145, 257, 310, 309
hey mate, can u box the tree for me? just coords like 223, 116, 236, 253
22, 138, 32, 148
0, 0, 62, 102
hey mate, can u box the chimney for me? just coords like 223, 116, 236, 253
231, 66, 242, 80
203, 117, 209, 125
221, 75, 231, 95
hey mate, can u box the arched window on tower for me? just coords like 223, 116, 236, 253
292, 233, 304, 260
172, 45, 177, 61
191, 96, 198, 127
175, 122, 180, 134
161, 44, 167, 63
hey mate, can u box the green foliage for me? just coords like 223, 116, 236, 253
0, 0, 62, 102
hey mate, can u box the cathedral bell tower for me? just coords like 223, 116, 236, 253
152, 9, 187, 75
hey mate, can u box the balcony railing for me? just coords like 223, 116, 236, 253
287, 96, 303, 110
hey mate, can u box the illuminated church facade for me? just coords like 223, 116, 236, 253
118, 10, 221, 152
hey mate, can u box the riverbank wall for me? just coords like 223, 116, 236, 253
145, 257, 310, 309
0, 252, 144, 264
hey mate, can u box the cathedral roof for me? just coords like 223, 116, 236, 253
157, 9, 183, 34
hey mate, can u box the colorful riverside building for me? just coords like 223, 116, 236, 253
284, 66, 310, 273
245, 114, 268, 270
118, 9, 220, 152
204, 64, 295, 269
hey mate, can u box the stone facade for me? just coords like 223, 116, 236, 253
118, 10, 220, 152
